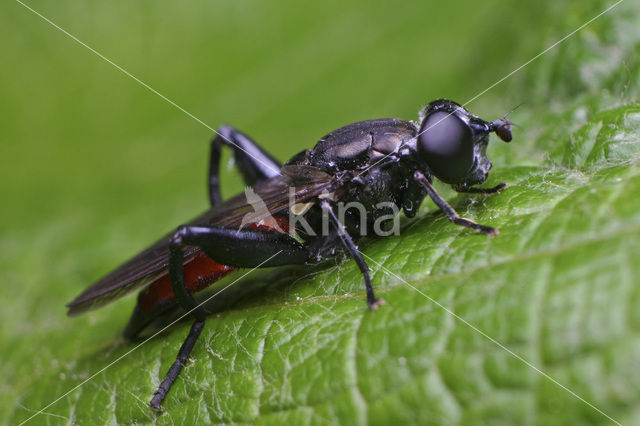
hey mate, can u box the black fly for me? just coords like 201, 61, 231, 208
67, 98, 513, 410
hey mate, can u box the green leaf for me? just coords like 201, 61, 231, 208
2, 0, 639, 425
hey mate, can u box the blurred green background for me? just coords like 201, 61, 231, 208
1, 0, 638, 424
0, 0, 548, 227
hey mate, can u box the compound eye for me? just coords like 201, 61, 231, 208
418, 111, 474, 183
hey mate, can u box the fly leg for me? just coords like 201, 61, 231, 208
149, 320, 204, 411
209, 125, 282, 206
321, 200, 384, 309
149, 225, 309, 411
454, 182, 506, 194
414, 171, 498, 236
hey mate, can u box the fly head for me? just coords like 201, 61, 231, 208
415, 99, 512, 187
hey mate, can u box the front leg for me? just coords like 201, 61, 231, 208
454, 182, 506, 194
414, 171, 498, 236
209, 126, 282, 206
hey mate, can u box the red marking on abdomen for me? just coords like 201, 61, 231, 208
138, 215, 291, 312
138, 253, 235, 312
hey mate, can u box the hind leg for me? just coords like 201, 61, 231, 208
209, 125, 282, 206
149, 225, 309, 410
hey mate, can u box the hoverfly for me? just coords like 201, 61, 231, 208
67, 99, 513, 410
